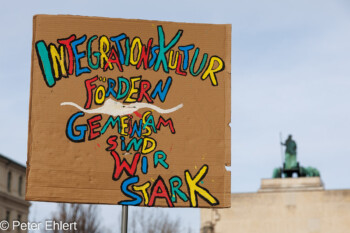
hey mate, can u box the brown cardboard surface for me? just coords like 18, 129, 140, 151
27, 15, 231, 208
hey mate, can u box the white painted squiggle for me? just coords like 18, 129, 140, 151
61, 99, 183, 117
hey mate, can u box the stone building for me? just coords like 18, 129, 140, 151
0, 154, 30, 232
201, 177, 350, 233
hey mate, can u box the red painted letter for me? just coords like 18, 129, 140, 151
110, 151, 141, 180
148, 176, 174, 207
84, 76, 98, 109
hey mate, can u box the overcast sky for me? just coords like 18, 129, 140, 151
1, 0, 350, 232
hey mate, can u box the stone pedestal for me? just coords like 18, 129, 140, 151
258, 177, 324, 192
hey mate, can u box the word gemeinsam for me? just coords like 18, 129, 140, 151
35, 25, 225, 87
66, 110, 175, 143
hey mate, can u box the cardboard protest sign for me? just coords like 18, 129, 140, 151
26, 15, 231, 207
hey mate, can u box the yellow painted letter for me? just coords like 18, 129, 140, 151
50, 44, 67, 78
125, 76, 141, 103
130, 38, 142, 65
142, 137, 156, 154
185, 165, 219, 207
133, 182, 151, 205
201, 56, 224, 86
